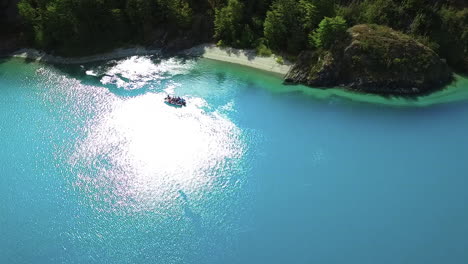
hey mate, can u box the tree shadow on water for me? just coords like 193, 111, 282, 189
215, 72, 227, 85
0, 57, 15, 76
0, 58, 5, 77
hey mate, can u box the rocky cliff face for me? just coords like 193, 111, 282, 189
285, 24, 453, 95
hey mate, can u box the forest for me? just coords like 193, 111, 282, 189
7, 0, 468, 72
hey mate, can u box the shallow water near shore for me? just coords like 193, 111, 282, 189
1, 56, 468, 264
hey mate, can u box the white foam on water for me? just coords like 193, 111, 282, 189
85, 70, 98, 76
219, 100, 236, 113
98, 56, 195, 90
163, 81, 181, 95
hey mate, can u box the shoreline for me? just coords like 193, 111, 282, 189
5, 44, 468, 107
9, 47, 162, 64
8, 44, 291, 76
183, 44, 291, 75
289, 74, 468, 107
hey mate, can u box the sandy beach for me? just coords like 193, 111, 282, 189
183, 44, 291, 75
9, 44, 291, 76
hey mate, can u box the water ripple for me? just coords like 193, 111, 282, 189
70, 93, 246, 214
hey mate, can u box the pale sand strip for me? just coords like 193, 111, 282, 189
184, 44, 291, 75
10, 44, 291, 76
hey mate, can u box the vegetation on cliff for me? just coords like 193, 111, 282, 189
13, 0, 213, 55
11, 1, 466, 69
285, 24, 453, 94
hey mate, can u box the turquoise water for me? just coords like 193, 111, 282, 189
1, 56, 468, 264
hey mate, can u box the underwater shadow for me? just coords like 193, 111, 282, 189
0, 58, 6, 77
178, 190, 203, 234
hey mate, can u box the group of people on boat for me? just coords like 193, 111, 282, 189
165, 95, 186, 106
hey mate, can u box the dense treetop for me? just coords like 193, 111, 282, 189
7, 0, 468, 72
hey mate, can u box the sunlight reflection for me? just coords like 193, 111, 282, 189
70, 93, 244, 213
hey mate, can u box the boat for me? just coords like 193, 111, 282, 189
165, 95, 186, 107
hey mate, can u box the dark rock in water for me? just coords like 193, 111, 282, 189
285, 24, 453, 95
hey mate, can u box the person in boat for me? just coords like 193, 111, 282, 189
165, 95, 186, 106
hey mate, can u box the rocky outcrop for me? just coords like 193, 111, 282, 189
285, 24, 453, 95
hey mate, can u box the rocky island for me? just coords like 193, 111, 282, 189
285, 24, 453, 95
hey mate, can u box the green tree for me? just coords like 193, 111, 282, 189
310, 16, 347, 49
214, 0, 244, 45
17, 1, 44, 46
240, 24, 255, 48
360, 0, 400, 28
263, 0, 288, 50
264, 0, 335, 54
170, 0, 193, 28
299, 0, 319, 31
11, 0, 468, 74
313, 0, 335, 19
264, 0, 309, 53
207, 0, 226, 10
126, 0, 156, 41
435, 7, 468, 71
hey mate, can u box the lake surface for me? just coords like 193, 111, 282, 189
1, 56, 468, 264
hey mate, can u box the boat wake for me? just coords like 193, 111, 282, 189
89, 56, 195, 91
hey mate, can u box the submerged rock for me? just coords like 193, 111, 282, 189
285, 24, 453, 95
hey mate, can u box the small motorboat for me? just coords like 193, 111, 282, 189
165, 95, 186, 107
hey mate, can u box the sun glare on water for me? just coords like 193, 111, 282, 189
46, 56, 248, 214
